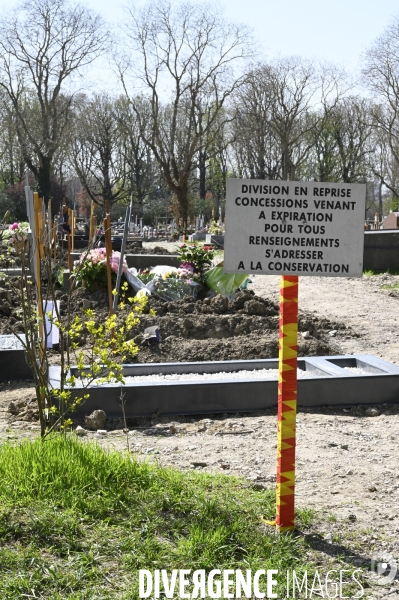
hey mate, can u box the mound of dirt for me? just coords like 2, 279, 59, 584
0, 278, 354, 363
61, 288, 350, 363
130, 291, 348, 363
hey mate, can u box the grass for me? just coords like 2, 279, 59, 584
362, 268, 399, 288
0, 435, 317, 599
382, 282, 399, 290
363, 268, 399, 276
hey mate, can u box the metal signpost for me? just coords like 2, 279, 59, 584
224, 179, 366, 531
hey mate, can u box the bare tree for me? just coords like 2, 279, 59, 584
363, 16, 399, 200
331, 97, 374, 183
232, 68, 281, 180
70, 94, 129, 209
0, 0, 109, 202
307, 97, 374, 184
119, 0, 251, 229
116, 95, 155, 215
231, 58, 346, 183
0, 94, 26, 187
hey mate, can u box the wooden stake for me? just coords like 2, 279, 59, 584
33, 192, 44, 354
71, 209, 75, 252
104, 202, 113, 315
89, 201, 96, 241
67, 229, 71, 273
60, 200, 64, 252
53, 217, 57, 260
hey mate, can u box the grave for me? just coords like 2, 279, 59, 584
188, 233, 206, 241
49, 354, 399, 418
70, 252, 181, 270
205, 234, 224, 247
0, 335, 33, 381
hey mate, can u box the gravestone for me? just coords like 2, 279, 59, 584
0, 335, 32, 381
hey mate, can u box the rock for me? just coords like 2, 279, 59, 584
210, 295, 229, 313
96, 429, 107, 436
0, 302, 11, 316
81, 299, 92, 310
252, 482, 268, 490
220, 463, 230, 469
7, 401, 20, 415
324, 532, 332, 542
340, 444, 349, 450
365, 407, 380, 417
348, 514, 357, 522
75, 426, 87, 436
84, 409, 107, 430
245, 300, 268, 316
301, 331, 311, 339
191, 461, 207, 468
0, 290, 11, 303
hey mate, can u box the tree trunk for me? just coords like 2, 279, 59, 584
378, 179, 383, 223
176, 187, 189, 231
199, 150, 206, 200
37, 156, 52, 203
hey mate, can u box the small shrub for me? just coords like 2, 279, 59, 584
176, 243, 214, 275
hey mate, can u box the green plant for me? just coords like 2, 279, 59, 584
48, 295, 147, 433
208, 220, 224, 235
176, 242, 215, 275
136, 268, 155, 285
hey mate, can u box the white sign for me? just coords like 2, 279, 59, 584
43, 301, 60, 348
224, 179, 366, 278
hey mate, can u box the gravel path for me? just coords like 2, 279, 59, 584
250, 272, 399, 364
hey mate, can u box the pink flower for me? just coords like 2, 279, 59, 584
10, 223, 19, 230
180, 262, 194, 272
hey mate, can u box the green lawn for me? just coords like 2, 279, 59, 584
0, 436, 327, 598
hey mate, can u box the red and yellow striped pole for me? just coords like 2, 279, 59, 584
276, 274, 298, 531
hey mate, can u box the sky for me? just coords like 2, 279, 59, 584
2, 0, 399, 91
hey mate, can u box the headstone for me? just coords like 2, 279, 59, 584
0, 335, 32, 381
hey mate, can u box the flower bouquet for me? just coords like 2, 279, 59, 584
125, 265, 201, 301
5, 222, 30, 252
73, 248, 127, 291
175, 243, 215, 276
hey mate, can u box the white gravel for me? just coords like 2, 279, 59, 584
0, 336, 20, 350
121, 368, 318, 384
344, 366, 374, 375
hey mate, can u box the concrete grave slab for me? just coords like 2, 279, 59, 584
49, 354, 399, 418
0, 335, 33, 381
